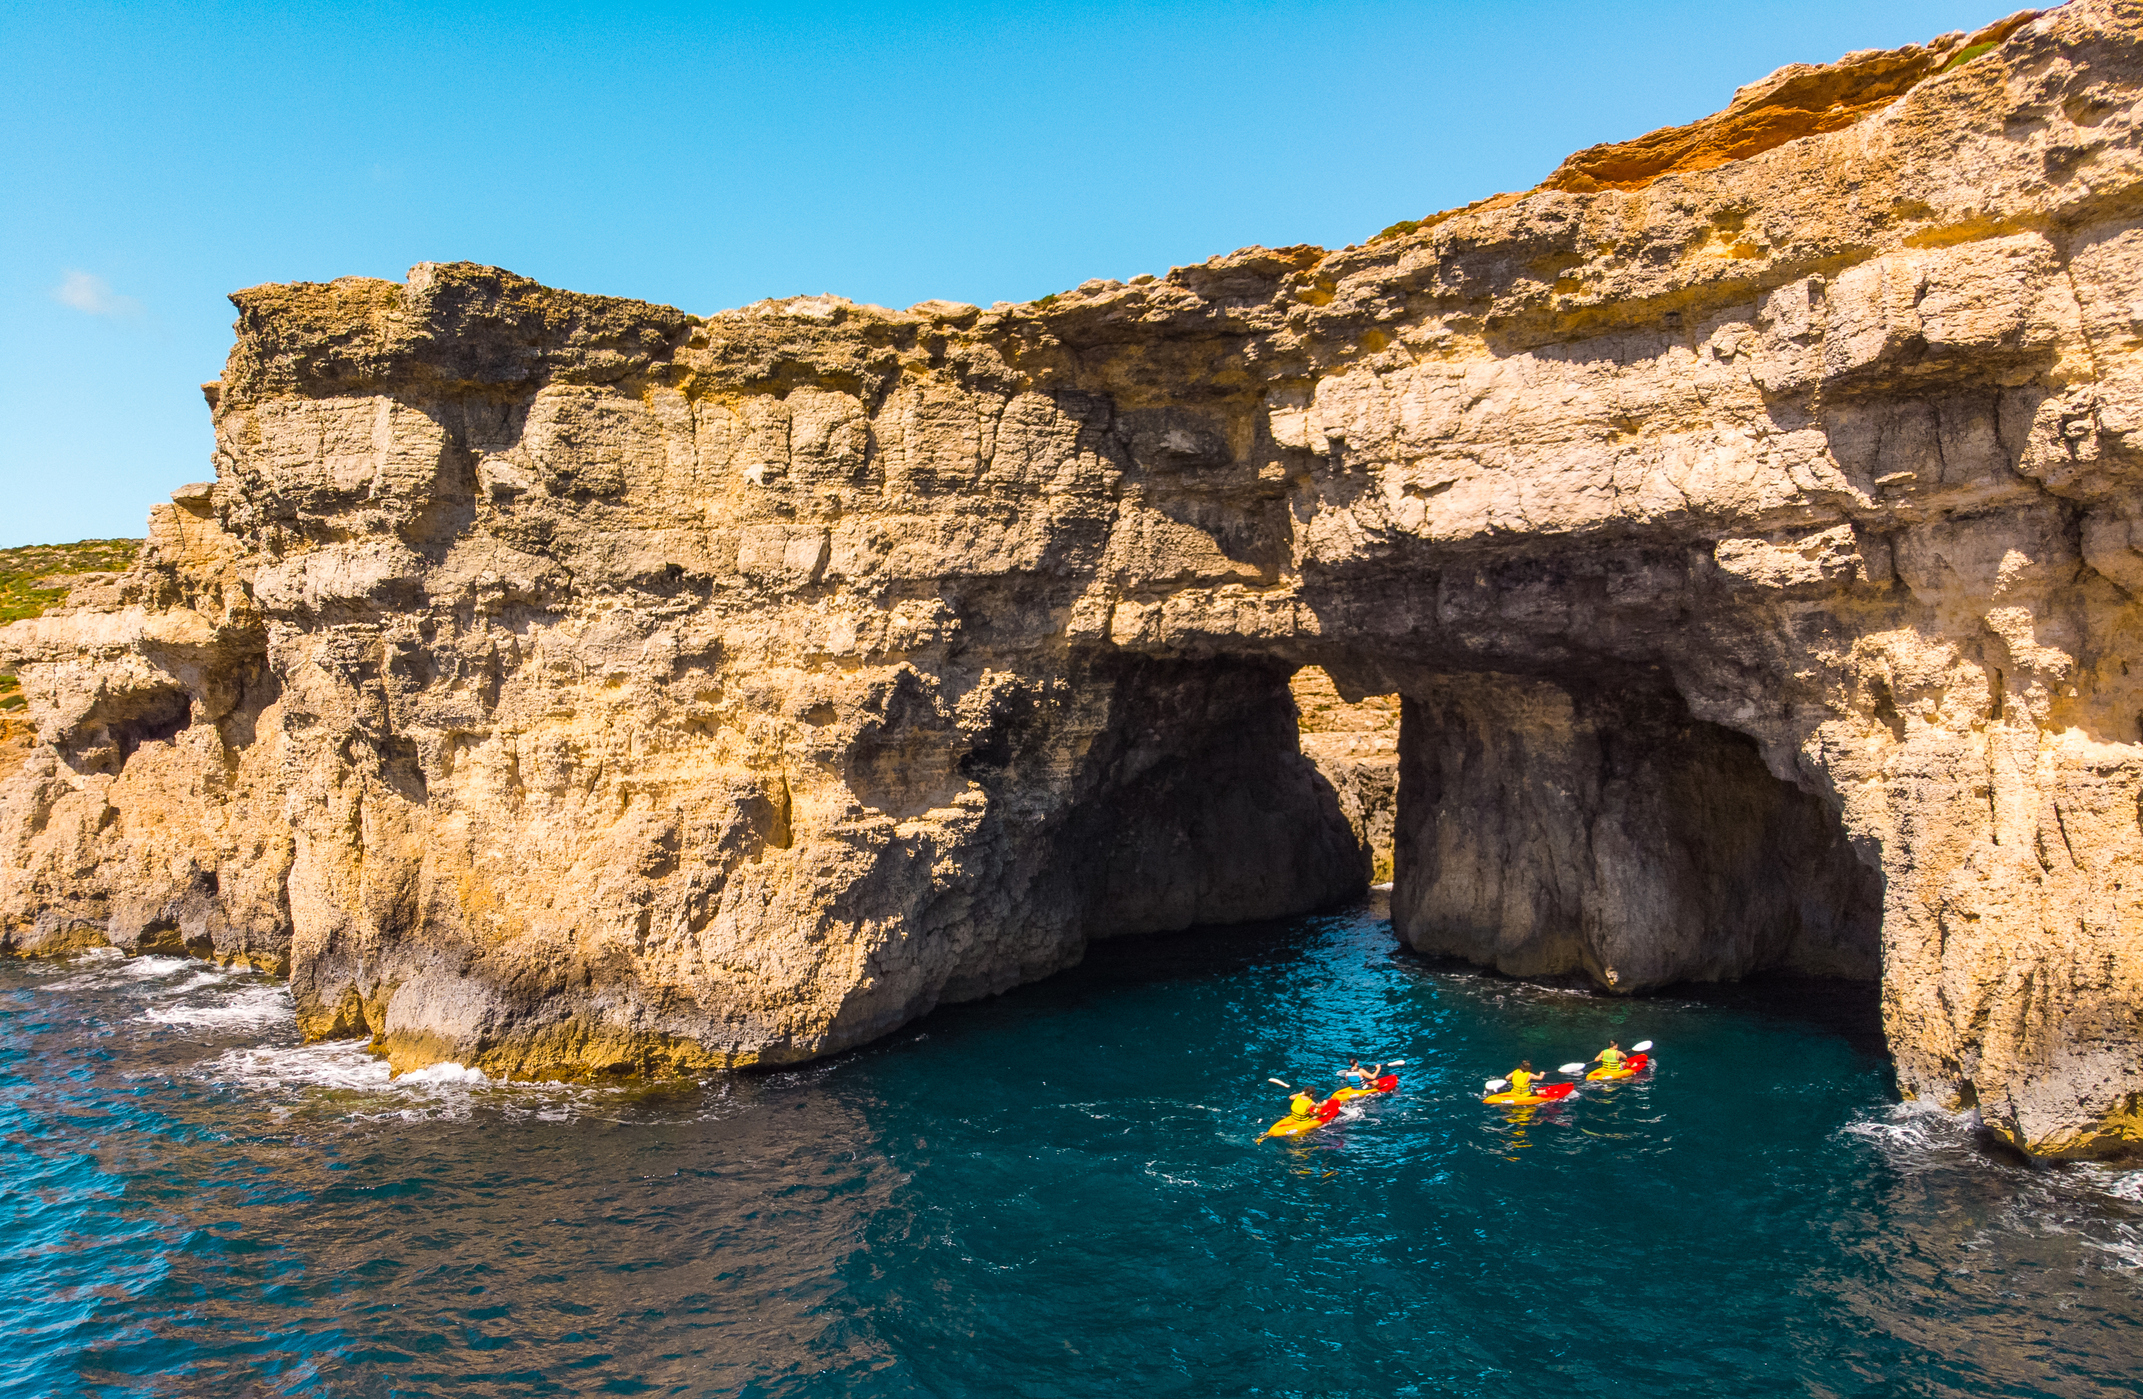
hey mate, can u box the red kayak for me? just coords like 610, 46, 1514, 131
1482, 1081, 1577, 1106
1331, 1073, 1399, 1102
1585, 1053, 1651, 1081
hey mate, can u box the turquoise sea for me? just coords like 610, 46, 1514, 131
2, 898, 2138, 1397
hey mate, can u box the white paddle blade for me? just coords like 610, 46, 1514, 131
1559, 1063, 1586, 1074
1267, 1078, 1292, 1089
1484, 1078, 1508, 1092
1633, 1040, 1654, 1052
1385, 1060, 1407, 1067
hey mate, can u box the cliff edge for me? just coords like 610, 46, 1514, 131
8, 4, 2143, 1160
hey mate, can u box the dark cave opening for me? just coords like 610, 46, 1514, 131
1388, 671, 1883, 993
1037, 656, 1879, 1016
1071, 658, 1368, 938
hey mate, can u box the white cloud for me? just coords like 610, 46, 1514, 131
52, 269, 142, 317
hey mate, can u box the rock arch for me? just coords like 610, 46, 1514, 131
6, 4, 2143, 1157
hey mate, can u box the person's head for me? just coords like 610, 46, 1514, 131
1519, 1060, 1533, 1072
1609, 1040, 1619, 1049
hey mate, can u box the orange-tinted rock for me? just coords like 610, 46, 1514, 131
7, 4, 2143, 1161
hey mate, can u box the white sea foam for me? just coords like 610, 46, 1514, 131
22, 944, 291, 1030
2094, 1167, 2143, 1205
206, 1039, 396, 1093
2081, 1227, 2143, 1271
40, 948, 173, 991
118, 955, 197, 980
1838, 1099, 1983, 1169
42, 949, 242, 994
399, 1060, 488, 1086
1841, 1106, 2143, 1276
197, 1040, 622, 1126
141, 983, 293, 1029
2069, 1165, 2143, 1270
30, 945, 125, 972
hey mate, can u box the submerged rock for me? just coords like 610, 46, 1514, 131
7, 4, 2143, 1159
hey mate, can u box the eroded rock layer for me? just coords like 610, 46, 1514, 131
7, 3, 2143, 1157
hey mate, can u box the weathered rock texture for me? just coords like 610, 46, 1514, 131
7, 4, 2143, 1158
1396, 677, 1882, 988
1292, 668, 1398, 882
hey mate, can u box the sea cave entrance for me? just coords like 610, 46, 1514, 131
1290, 666, 1400, 886
1274, 665, 1882, 995
1068, 659, 1880, 1000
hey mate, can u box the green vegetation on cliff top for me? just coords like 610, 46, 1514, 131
0, 539, 140, 625
0, 539, 141, 713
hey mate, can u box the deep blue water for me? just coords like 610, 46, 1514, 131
1, 900, 2138, 1398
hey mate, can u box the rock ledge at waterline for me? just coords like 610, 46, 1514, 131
7, 4, 2143, 1159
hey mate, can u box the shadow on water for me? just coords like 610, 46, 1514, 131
1389, 953, 1893, 1065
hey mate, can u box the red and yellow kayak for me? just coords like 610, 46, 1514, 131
1481, 1081, 1577, 1106
1585, 1052, 1651, 1081
1262, 1075, 1398, 1137
1329, 1073, 1399, 1103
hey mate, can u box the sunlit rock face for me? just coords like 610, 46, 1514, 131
9, 4, 2143, 1158
1292, 667, 1398, 884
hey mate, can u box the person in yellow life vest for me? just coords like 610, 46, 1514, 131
1505, 1060, 1538, 1097
1289, 1088, 1320, 1117
1593, 1041, 1627, 1070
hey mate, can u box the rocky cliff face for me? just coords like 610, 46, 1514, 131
8, 4, 2143, 1158
1292, 667, 1398, 883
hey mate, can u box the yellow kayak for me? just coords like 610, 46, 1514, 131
1261, 1074, 1398, 1138
1262, 1110, 1333, 1138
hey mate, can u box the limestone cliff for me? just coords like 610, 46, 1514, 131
8, 3, 2143, 1160
1292, 668, 1398, 883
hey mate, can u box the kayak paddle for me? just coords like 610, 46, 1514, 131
1484, 1078, 1508, 1092
1267, 1077, 1293, 1089
1558, 1063, 1587, 1074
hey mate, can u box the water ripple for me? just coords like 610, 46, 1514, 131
0, 914, 2137, 1397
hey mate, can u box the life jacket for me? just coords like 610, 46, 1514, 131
1290, 1093, 1317, 1116
1508, 1070, 1534, 1095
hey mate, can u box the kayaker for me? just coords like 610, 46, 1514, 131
1593, 1041, 1627, 1071
1505, 1060, 1538, 1097
1288, 1087, 1321, 1118
1345, 1057, 1384, 1088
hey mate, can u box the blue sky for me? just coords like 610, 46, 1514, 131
2, 0, 2022, 548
